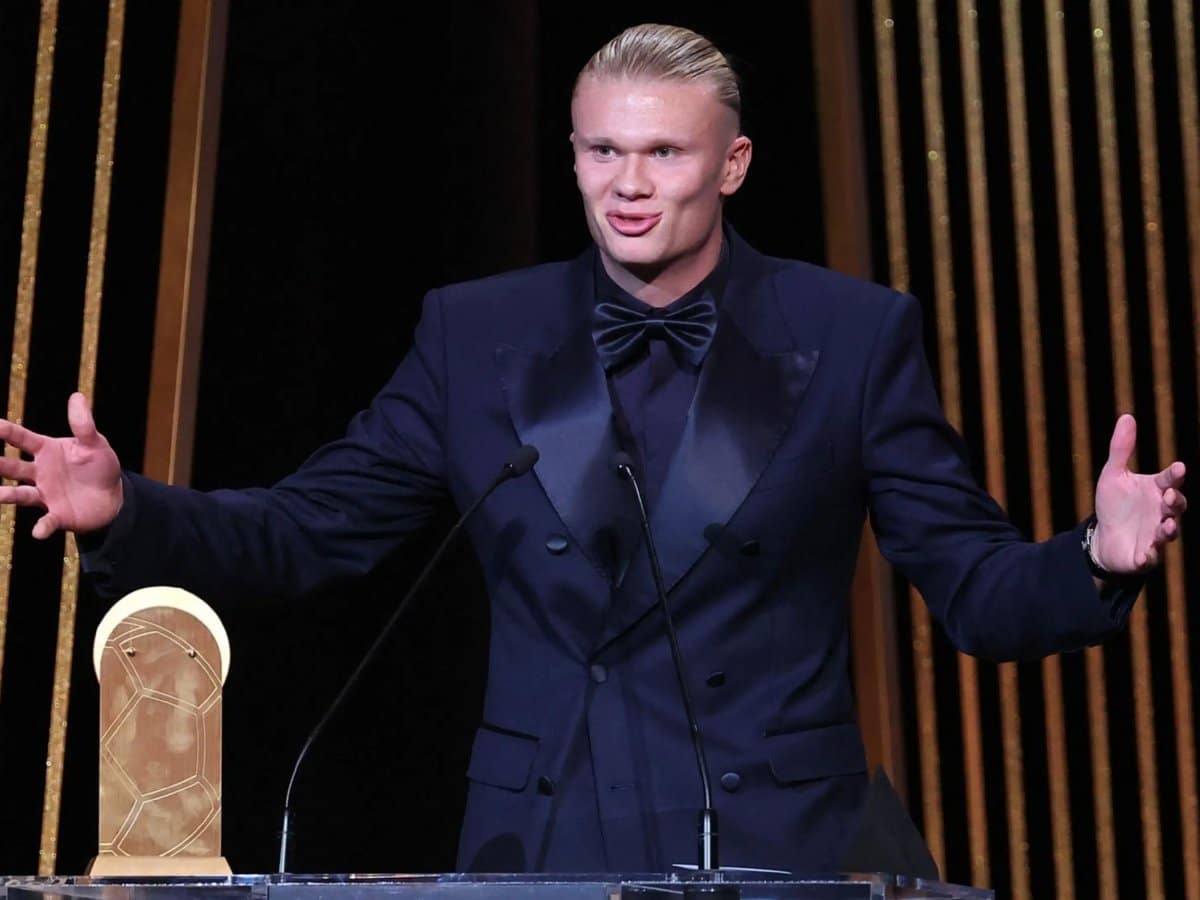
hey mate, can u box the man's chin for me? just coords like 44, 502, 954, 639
600, 242, 669, 276
620, 260, 669, 282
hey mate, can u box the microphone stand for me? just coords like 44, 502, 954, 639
614, 455, 737, 897
277, 445, 539, 873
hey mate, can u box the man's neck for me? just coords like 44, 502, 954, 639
600, 230, 725, 308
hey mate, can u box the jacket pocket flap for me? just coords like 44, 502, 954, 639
767, 722, 867, 783
466, 725, 539, 791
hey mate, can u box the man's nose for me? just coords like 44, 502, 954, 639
614, 156, 653, 200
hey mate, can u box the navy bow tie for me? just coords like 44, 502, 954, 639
592, 293, 718, 370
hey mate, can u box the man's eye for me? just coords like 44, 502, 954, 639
593, 145, 615, 158
653, 147, 675, 159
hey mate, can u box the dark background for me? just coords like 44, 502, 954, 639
1, 2, 1197, 898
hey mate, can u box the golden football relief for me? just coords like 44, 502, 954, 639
90, 586, 232, 876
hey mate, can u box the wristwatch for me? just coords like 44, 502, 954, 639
1081, 514, 1111, 580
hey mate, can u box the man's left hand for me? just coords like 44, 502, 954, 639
1092, 414, 1187, 573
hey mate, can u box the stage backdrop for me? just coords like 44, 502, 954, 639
0, 3, 1196, 900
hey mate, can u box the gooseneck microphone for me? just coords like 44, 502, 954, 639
613, 451, 721, 874
277, 444, 539, 873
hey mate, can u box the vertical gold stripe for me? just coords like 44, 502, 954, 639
872, 0, 945, 872
917, 0, 962, 427
1131, 4, 1199, 897
917, 0, 989, 886
957, 3, 1027, 895
1171, 2, 1200, 891
77, 0, 124, 401
0, 0, 59, 695
1091, 2, 1163, 896
1045, 3, 1119, 896
1000, 4, 1073, 897
871, 0, 947, 870
873, 2, 911, 294
38, 0, 126, 876
908, 587, 943, 868
1092, 0, 1135, 405
144, 0, 229, 488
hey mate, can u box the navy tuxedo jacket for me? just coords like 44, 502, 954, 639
85, 230, 1129, 873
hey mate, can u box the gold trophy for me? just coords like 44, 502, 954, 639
88, 586, 232, 876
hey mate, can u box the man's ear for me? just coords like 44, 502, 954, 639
720, 135, 753, 197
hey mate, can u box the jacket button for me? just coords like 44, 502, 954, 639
537, 776, 556, 796
740, 540, 760, 557
546, 534, 569, 554
720, 772, 741, 792
590, 664, 608, 684
706, 671, 726, 688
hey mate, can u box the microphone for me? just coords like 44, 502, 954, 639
277, 444, 539, 873
503, 444, 539, 479
612, 452, 721, 874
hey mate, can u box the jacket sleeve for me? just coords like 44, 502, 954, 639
862, 293, 1135, 661
81, 289, 451, 602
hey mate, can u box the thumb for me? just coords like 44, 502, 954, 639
32, 511, 60, 540
1103, 413, 1137, 475
67, 392, 99, 445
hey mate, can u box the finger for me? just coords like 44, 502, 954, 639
0, 484, 42, 506
1156, 517, 1180, 543
1154, 460, 1187, 491
1162, 488, 1188, 516
67, 392, 99, 445
1135, 546, 1159, 569
1103, 414, 1137, 473
0, 419, 45, 455
32, 511, 60, 540
0, 456, 36, 483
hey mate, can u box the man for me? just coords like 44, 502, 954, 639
0, 24, 1187, 874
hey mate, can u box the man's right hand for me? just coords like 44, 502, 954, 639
0, 392, 123, 539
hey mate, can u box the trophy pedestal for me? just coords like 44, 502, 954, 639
85, 855, 232, 877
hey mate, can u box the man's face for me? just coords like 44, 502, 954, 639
571, 76, 751, 298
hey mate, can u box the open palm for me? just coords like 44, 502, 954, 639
1093, 414, 1187, 572
0, 392, 123, 539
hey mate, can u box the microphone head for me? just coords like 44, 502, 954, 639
612, 451, 636, 476
505, 445, 540, 477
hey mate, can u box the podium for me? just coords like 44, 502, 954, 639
2, 873, 991, 899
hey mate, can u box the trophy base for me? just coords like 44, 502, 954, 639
86, 855, 233, 877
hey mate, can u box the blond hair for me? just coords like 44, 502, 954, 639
575, 24, 741, 124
